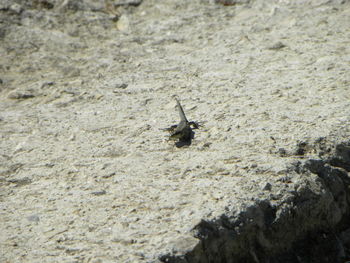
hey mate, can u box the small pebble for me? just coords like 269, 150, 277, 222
267, 41, 286, 50
8, 90, 35, 100
262, 182, 272, 191
91, 190, 106, 196
114, 83, 128, 90
10, 3, 22, 14
27, 214, 40, 222
7, 177, 32, 186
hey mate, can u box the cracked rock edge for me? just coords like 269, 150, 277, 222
160, 139, 350, 263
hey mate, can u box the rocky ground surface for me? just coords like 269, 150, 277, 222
1, 0, 350, 262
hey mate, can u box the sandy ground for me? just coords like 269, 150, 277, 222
1, 0, 350, 262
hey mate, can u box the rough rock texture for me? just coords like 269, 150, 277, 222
1, 0, 350, 262
161, 138, 350, 262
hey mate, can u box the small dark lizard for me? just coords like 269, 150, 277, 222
164, 98, 200, 143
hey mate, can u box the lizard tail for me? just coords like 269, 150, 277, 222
175, 98, 188, 122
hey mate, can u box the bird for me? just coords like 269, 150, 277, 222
164, 98, 200, 143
